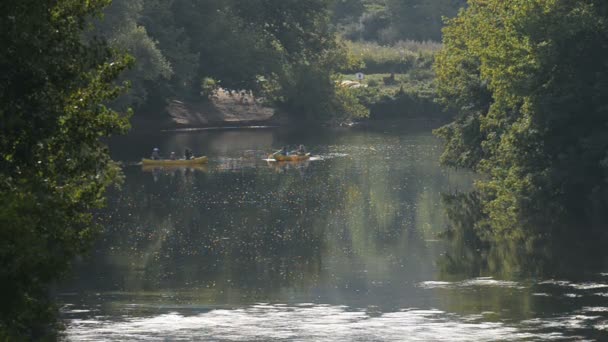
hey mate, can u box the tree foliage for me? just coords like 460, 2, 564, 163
385, 0, 467, 41
95, 0, 172, 107
93, 0, 364, 121
435, 0, 608, 237
338, 0, 467, 43
0, 0, 130, 339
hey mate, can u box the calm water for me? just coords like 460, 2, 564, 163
59, 123, 608, 341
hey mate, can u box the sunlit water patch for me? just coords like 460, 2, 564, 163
418, 277, 522, 290
64, 304, 563, 341
539, 280, 608, 290
162, 126, 278, 132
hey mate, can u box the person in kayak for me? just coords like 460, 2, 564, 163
185, 148, 193, 160
151, 148, 161, 160
273, 146, 288, 157
295, 144, 307, 156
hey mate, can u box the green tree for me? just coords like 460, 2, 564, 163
331, 0, 366, 24
141, 0, 199, 99
337, 0, 466, 43
0, 0, 131, 339
96, 0, 172, 107
386, 0, 466, 42
435, 0, 608, 237
235, 0, 367, 120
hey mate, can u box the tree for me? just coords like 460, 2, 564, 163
0, 0, 131, 339
234, 0, 367, 120
95, 0, 172, 107
331, 0, 365, 24
387, 0, 465, 41
337, 0, 466, 43
97, 0, 367, 121
435, 0, 608, 237
141, 0, 199, 99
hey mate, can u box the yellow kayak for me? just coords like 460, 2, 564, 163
141, 164, 208, 172
142, 156, 208, 166
270, 154, 311, 162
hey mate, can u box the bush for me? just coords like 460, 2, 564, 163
200, 77, 219, 98
332, 86, 370, 121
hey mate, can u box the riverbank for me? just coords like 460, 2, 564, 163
129, 80, 448, 132
130, 94, 280, 132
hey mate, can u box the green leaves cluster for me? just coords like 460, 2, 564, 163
0, 0, 130, 339
435, 0, 608, 238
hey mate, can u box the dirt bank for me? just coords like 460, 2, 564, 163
167, 89, 275, 127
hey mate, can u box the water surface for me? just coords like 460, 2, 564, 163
60, 123, 608, 341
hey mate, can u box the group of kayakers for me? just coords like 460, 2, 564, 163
150, 148, 194, 160
273, 144, 307, 157
150, 145, 308, 161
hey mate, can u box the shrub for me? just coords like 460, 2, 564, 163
200, 77, 219, 98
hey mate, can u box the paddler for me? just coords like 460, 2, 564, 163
273, 146, 288, 157
296, 144, 307, 156
151, 148, 161, 160
185, 148, 193, 160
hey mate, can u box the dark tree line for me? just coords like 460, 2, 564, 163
333, 0, 467, 43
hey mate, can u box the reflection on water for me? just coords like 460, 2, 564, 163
59, 124, 608, 341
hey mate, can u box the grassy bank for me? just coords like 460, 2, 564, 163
344, 40, 440, 74
340, 40, 445, 120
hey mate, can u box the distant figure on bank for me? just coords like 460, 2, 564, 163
170, 152, 177, 160
383, 72, 396, 85
151, 148, 161, 160
185, 148, 193, 160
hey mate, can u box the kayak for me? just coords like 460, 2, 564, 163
270, 153, 311, 162
141, 164, 208, 172
141, 156, 208, 165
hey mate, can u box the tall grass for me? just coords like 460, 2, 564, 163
392, 40, 442, 52
344, 40, 441, 74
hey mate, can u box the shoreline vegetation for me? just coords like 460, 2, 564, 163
137, 39, 445, 130
434, 0, 608, 243
14, 0, 608, 340
91, 0, 462, 130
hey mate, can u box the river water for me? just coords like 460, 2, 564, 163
59, 123, 608, 341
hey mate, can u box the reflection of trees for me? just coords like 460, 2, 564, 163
437, 192, 608, 322
439, 192, 608, 281
78, 167, 325, 299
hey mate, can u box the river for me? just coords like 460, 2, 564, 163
58, 123, 608, 341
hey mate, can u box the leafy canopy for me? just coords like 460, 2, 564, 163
435, 0, 608, 237
0, 0, 131, 339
